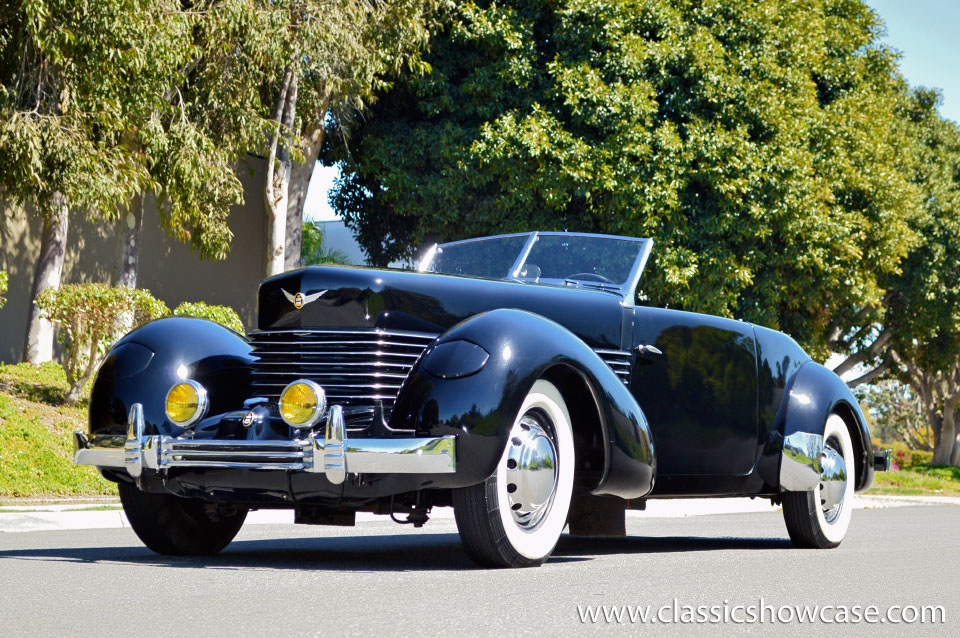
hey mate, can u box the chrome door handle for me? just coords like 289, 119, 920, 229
636, 344, 662, 356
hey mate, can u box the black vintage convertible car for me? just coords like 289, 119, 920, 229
74, 232, 890, 567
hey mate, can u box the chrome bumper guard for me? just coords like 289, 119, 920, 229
779, 431, 824, 492
74, 403, 456, 485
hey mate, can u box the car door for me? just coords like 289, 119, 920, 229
631, 307, 759, 476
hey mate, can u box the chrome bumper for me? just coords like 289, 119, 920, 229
74, 403, 456, 485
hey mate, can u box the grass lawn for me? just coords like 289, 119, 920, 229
868, 464, 960, 496
0, 362, 113, 498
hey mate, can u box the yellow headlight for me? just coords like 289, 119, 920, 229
280, 380, 326, 428
165, 380, 207, 427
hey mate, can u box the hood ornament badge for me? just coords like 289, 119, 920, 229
282, 288, 326, 309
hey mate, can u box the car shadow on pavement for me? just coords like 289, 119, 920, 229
0, 532, 789, 572
0, 533, 480, 572
556, 534, 792, 557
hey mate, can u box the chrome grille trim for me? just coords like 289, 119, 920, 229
248, 328, 439, 430
594, 348, 632, 385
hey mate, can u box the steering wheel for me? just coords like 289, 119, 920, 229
566, 272, 617, 285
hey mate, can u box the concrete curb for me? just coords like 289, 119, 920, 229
1, 494, 954, 533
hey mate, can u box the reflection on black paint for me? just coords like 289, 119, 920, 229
755, 325, 809, 434
633, 309, 758, 476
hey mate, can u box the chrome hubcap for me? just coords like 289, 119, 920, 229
504, 412, 559, 532
819, 437, 848, 523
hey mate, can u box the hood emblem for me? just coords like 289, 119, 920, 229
241, 412, 255, 427
282, 288, 326, 309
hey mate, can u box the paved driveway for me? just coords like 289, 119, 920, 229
0, 505, 957, 636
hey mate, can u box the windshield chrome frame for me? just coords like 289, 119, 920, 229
420, 231, 653, 307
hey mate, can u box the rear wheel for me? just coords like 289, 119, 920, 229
453, 379, 575, 568
782, 414, 854, 548
118, 482, 247, 555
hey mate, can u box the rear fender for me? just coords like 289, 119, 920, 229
776, 361, 873, 493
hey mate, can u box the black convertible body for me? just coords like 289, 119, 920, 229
75, 232, 889, 566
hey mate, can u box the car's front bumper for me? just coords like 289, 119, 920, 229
74, 403, 457, 486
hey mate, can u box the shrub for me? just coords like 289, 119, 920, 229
879, 439, 935, 469
36, 284, 169, 405
173, 301, 245, 333
0, 270, 8, 309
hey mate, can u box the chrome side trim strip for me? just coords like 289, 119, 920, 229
779, 431, 824, 492
75, 402, 457, 485
592, 348, 632, 356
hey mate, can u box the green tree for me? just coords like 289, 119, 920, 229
885, 91, 960, 465
176, 1, 438, 277
0, 1, 239, 361
328, 0, 919, 360
857, 379, 930, 450
822, 86, 960, 465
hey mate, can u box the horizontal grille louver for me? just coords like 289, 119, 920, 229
249, 329, 632, 429
248, 329, 438, 430
593, 349, 632, 385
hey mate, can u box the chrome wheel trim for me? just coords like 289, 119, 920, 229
504, 412, 559, 533
819, 435, 848, 524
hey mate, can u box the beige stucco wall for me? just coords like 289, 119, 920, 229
0, 157, 268, 364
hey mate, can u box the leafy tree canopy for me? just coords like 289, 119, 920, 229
885, 89, 960, 375
0, 1, 188, 214
328, 0, 922, 358
0, 0, 243, 257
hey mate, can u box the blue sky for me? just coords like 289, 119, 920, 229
867, 0, 959, 122
304, 1, 959, 222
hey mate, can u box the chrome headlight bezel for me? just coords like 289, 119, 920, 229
279, 379, 327, 429
164, 379, 209, 428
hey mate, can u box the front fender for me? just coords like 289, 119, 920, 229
777, 361, 873, 492
389, 308, 656, 498
88, 317, 254, 439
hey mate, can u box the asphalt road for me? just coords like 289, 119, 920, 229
0, 505, 957, 637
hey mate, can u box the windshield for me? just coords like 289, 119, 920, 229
419, 232, 652, 299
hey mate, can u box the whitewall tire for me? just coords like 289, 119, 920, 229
453, 379, 575, 567
782, 414, 855, 548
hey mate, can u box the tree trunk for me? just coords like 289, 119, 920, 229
22, 193, 69, 363
831, 328, 892, 378
264, 67, 298, 278
285, 122, 327, 271
932, 404, 956, 465
114, 194, 145, 289
266, 163, 290, 277
285, 156, 312, 271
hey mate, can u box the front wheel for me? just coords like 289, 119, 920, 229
782, 414, 855, 548
118, 482, 247, 555
453, 379, 575, 568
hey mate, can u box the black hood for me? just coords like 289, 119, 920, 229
256, 265, 626, 349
